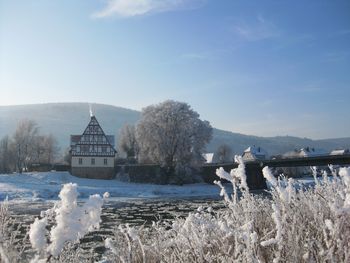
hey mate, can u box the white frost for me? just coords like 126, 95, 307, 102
48, 183, 104, 257
29, 217, 48, 252
262, 166, 277, 187
28, 183, 105, 259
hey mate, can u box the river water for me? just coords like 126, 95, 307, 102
8, 195, 227, 261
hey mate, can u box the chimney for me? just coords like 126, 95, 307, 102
89, 104, 94, 117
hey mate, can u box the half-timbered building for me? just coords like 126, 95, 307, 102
70, 114, 117, 179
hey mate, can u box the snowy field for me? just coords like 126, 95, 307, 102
0, 171, 317, 202
0, 171, 228, 202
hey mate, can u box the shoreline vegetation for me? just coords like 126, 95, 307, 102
1, 159, 349, 262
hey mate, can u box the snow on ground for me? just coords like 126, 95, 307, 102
0, 172, 225, 202
0, 171, 318, 202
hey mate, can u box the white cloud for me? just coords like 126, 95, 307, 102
92, 0, 205, 18
232, 15, 280, 41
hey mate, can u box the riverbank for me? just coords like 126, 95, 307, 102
0, 171, 317, 202
0, 171, 225, 202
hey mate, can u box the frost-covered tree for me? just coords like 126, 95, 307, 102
136, 100, 212, 173
63, 147, 72, 165
9, 121, 59, 172
118, 124, 138, 159
42, 134, 59, 164
216, 143, 233, 163
0, 136, 15, 173
31, 135, 46, 165
12, 119, 39, 172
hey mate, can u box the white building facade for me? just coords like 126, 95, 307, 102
70, 115, 117, 179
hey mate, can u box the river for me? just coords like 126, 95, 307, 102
7, 195, 227, 261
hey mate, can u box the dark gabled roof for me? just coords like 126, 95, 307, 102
70, 135, 82, 146
70, 115, 117, 154
106, 135, 115, 147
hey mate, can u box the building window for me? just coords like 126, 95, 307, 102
104, 158, 107, 165
91, 158, 95, 165
78, 158, 82, 165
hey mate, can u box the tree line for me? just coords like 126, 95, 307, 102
0, 119, 59, 173
0, 100, 233, 177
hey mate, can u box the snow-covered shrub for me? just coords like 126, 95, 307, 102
0, 198, 14, 263
104, 158, 350, 262
0, 197, 26, 263
1, 161, 350, 262
28, 183, 108, 262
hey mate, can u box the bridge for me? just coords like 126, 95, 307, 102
261, 154, 350, 167
200, 154, 350, 190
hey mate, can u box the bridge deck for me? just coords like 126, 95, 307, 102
201, 154, 350, 189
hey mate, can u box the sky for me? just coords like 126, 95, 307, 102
0, 0, 349, 139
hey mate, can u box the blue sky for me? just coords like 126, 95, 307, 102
0, 0, 349, 139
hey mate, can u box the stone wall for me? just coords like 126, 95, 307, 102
70, 163, 267, 189
71, 167, 115, 179
121, 164, 166, 184
118, 165, 202, 185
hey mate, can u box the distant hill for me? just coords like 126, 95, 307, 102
0, 102, 349, 156
0, 103, 140, 152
